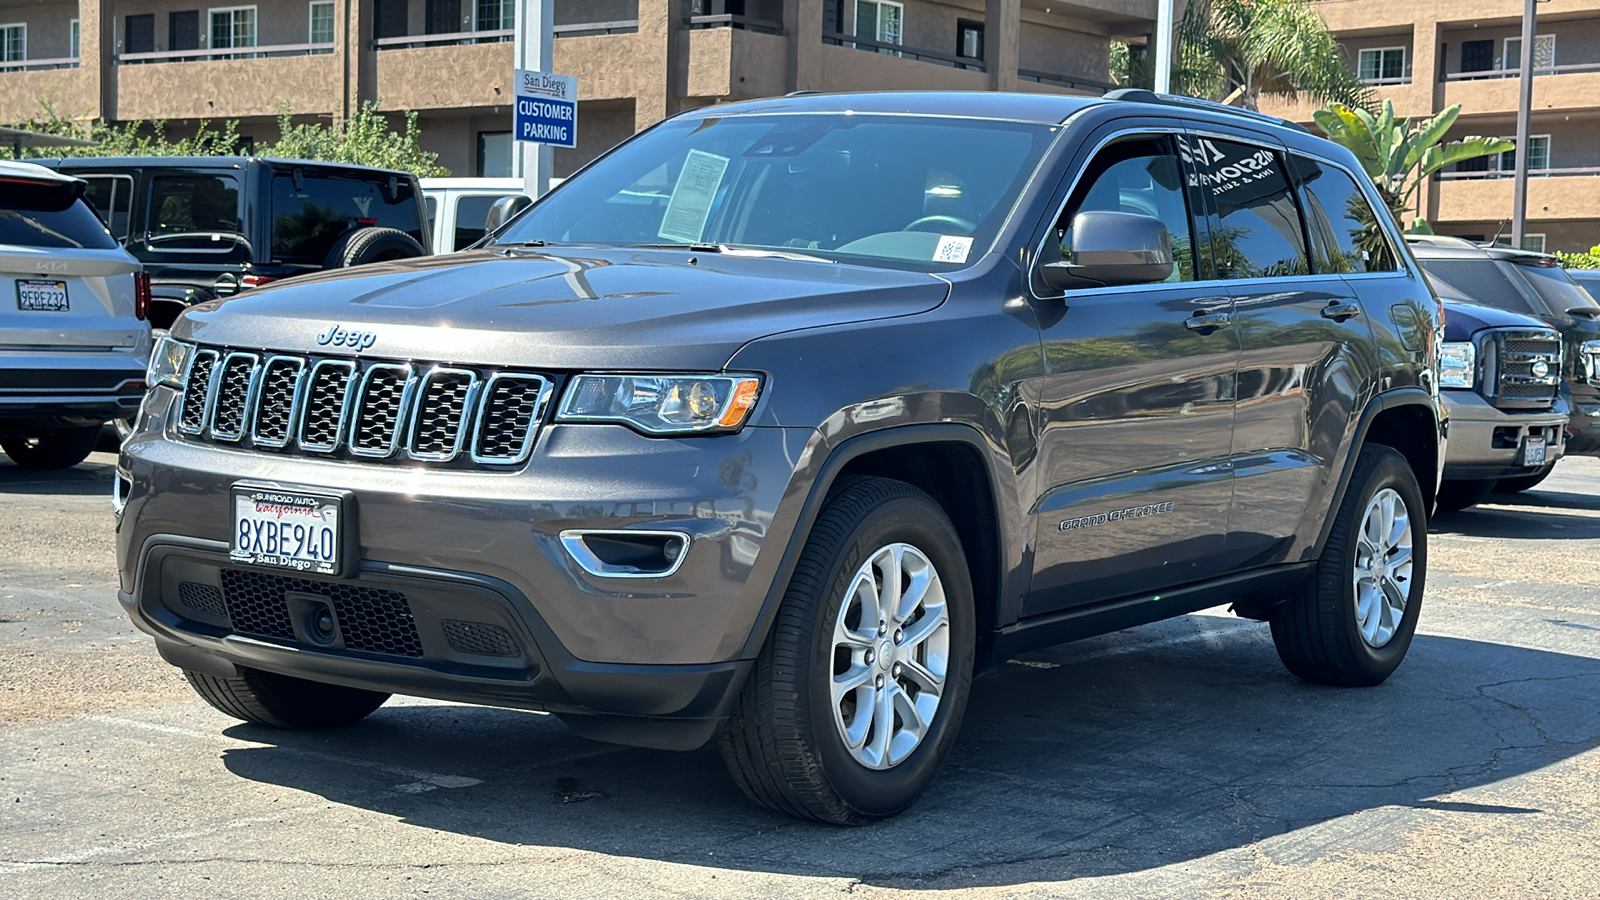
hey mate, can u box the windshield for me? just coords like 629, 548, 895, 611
1416, 258, 1541, 315
493, 113, 1059, 269
1518, 262, 1600, 313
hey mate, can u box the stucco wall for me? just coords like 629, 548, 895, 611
1019, 19, 1109, 80
813, 39, 987, 91
0, 66, 94, 120
1434, 173, 1600, 223
1443, 68, 1600, 116
1436, 220, 1600, 253
684, 26, 786, 99
0, 1, 79, 60
116, 52, 338, 118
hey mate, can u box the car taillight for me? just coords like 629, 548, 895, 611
241, 274, 278, 288
134, 272, 151, 321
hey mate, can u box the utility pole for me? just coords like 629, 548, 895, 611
513, 0, 554, 198
1511, 0, 1537, 249
1153, 0, 1175, 93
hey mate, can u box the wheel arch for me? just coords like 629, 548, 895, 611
1315, 389, 1442, 558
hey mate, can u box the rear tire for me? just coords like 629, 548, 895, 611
184, 667, 390, 729
1434, 478, 1496, 513
1271, 445, 1426, 687
1, 426, 101, 469
1494, 463, 1555, 494
322, 227, 426, 269
719, 477, 975, 824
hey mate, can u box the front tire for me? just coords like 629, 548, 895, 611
1, 426, 101, 469
184, 668, 390, 729
1271, 445, 1426, 687
720, 477, 975, 824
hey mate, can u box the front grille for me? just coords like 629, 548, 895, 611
219, 568, 424, 657
176, 582, 228, 619
441, 619, 521, 657
1488, 328, 1561, 410
174, 345, 550, 467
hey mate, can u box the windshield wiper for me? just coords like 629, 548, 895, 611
630, 242, 834, 263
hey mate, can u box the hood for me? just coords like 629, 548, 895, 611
173, 247, 950, 370
1441, 298, 1552, 342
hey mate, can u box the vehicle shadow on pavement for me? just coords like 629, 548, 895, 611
1431, 489, 1600, 539
0, 455, 117, 497
215, 618, 1600, 889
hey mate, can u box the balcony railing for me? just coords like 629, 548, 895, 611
1359, 75, 1411, 85
372, 20, 637, 50
822, 31, 984, 71
1439, 167, 1600, 180
685, 14, 782, 34
0, 57, 79, 72
118, 43, 334, 64
1020, 68, 1112, 94
1444, 61, 1600, 81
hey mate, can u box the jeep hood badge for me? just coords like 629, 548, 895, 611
316, 325, 378, 351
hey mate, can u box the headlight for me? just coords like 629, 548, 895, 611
146, 335, 195, 389
1582, 340, 1600, 386
1438, 341, 1475, 389
557, 373, 762, 435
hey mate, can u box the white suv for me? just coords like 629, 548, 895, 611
1, 161, 150, 469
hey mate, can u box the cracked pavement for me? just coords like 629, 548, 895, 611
2, 452, 1598, 897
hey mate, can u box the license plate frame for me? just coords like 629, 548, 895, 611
229, 483, 357, 577
16, 279, 69, 312
1523, 435, 1547, 468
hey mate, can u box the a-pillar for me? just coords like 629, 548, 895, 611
635, 0, 686, 132
984, 0, 1021, 92
786, 0, 824, 92
78, 0, 115, 120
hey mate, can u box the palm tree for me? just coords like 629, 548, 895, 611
1113, 0, 1371, 112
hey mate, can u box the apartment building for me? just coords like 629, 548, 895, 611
0, 0, 1155, 177
1260, 0, 1600, 254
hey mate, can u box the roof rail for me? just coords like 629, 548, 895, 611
1101, 88, 1311, 134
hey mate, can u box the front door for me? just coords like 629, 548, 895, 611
1024, 130, 1239, 616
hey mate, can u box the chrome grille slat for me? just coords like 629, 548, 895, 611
349, 364, 414, 458
1491, 328, 1561, 408
407, 367, 479, 461
175, 346, 547, 467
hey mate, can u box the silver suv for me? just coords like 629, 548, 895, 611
1, 161, 150, 469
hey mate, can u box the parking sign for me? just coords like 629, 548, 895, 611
513, 69, 578, 149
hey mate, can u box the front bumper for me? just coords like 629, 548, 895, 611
116, 389, 816, 749
1439, 390, 1566, 480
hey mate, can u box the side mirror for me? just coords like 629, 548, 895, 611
484, 194, 534, 235
1565, 306, 1600, 320
1040, 210, 1174, 291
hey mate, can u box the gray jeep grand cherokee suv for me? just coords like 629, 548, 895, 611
116, 91, 1444, 824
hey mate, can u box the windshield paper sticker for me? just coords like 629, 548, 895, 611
657, 149, 731, 243
933, 235, 973, 264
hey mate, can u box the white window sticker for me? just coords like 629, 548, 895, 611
657, 149, 731, 243
933, 235, 973, 264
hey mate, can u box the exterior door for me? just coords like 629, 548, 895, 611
1024, 130, 1239, 616
1185, 134, 1380, 568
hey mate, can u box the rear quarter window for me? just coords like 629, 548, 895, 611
1417, 258, 1541, 314
0, 180, 119, 250
272, 174, 424, 264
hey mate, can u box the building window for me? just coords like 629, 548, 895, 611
1357, 47, 1405, 82
69, 19, 79, 58
1498, 135, 1551, 171
1503, 34, 1556, 72
0, 23, 21, 62
854, 0, 902, 54
209, 6, 258, 51
475, 0, 513, 32
478, 131, 512, 177
956, 18, 982, 60
309, 1, 335, 46
1494, 234, 1546, 253
1460, 39, 1495, 73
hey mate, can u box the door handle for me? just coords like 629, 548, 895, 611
1321, 301, 1362, 322
1185, 311, 1232, 333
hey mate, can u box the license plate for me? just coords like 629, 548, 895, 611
1524, 435, 1547, 467
16, 280, 68, 312
230, 486, 344, 575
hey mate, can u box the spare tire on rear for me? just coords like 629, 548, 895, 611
322, 227, 426, 269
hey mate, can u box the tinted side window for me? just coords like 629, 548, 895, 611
1417, 259, 1540, 314
271, 174, 423, 263
1289, 156, 1397, 274
1187, 137, 1309, 279
0, 182, 118, 250
453, 194, 514, 251
1050, 135, 1197, 283
148, 174, 244, 250
80, 175, 135, 242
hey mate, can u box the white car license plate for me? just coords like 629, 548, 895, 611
16, 280, 69, 312
231, 487, 344, 575
1524, 436, 1547, 467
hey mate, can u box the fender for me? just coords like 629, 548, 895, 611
1311, 387, 1443, 560
732, 422, 1014, 662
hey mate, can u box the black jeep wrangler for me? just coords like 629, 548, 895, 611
40, 157, 431, 329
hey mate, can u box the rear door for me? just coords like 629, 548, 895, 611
0, 176, 144, 351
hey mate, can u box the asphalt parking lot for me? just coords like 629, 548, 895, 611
2, 452, 1598, 898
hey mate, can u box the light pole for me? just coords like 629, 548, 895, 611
1510, 0, 1537, 249
1154, 0, 1175, 93
513, 0, 554, 198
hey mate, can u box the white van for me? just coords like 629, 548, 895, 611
420, 178, 529, 254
